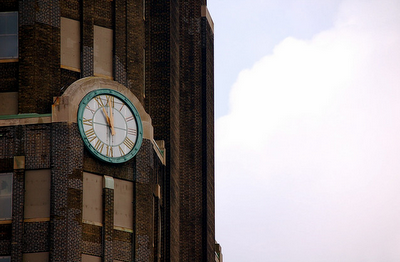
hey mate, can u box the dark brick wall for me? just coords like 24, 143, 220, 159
60, 0, 80, 20
145, 0, 180, 260
23, 222, 50, 253
0, 62, 18, 93
50, 122, 84, 262
82, 224, 102, 256
0, 224, 11, 255
18, 1, 61, 114
0, 0, 18, 11
113, 230, 132, 261
201, 14, 215, 262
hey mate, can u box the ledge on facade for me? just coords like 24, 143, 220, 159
0, 113, 52, 126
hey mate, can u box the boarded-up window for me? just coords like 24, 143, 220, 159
61, 17, 80, 71
24, 170, 51, 219
0, 173, 12, 220
82, 254, 101, 262
94, 25, 113, 77
0, 92, 18, 116
83, 172, 103, 224
114, 179, 133, 229
23, 252, 49, 262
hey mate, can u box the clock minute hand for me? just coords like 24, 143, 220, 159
100, 103, 111, 127
108, 98, 116, 136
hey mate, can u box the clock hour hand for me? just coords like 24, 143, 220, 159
108, 98, 116, 136
99, 102, 111, 127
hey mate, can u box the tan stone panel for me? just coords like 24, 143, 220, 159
94, 25, 113, 77
0, 92, 18, 116
114, 178, 133, 229
23, 252, 49, 262
82, 254, 101, 262
61, 17, 80, 70
24, 170, 51, 219
83, 172, 103, 224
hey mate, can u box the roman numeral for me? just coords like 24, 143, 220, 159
94, 139, 105, 153
83, 118, 93, 126
106, 145, 113, 157
118, 146, 125, 156
86, 105, 95, 114
126, 115, 134, 122
85, 128, 96, 142
119, 104, 125, 111
127, 128, 137, 136
94, 96, 105, 107
123, 137, 135, 150
106, 95, 114, 108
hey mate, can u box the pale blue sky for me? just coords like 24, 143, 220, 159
209, 0, 400, 261
209, 0, 342, 118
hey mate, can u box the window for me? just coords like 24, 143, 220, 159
0, 257, 11, 262
24, 170, 51, 220
114, 178, 133, 230
94, 25, 113, 78
0, 12, 18, 59
0, 173, 12, 220
82, 172, 103, 224
60, 17, 80, 71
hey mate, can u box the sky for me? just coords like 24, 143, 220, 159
208, 0, 400, 261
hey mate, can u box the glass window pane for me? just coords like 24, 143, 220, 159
0, 12, 18, 59
0, 15, 7, 34
6, 13, 18, 34
0, 257, 11, 262
0, 36, 18, 58
0, 173, 12, 220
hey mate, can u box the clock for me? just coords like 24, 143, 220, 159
77, 89, 143, 163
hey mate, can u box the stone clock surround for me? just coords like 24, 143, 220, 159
52, 77, 154, 142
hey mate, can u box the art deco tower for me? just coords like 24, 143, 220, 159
0, 0, 214, 261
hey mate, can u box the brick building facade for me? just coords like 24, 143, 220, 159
0, 0, 215, 261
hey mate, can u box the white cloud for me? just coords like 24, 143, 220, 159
216, 0, 400, 261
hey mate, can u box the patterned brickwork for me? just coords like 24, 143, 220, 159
178, 1, 205, 261
50, 123, 83, 262
0, 127, 16, 160
60, 68, 80, 94
113, 230, 132, 261
23, 222, 50, 253
83, 150, 135, 181
126, 0, 145, 103
11, 170, 24, 261
145, 0, 181, 260
94, 0, 113, 28
25, 125, 51, 169
0, 62, 18, 93
81, 0, 94, 77
82, 224, 102, 256
103, 188, 114, 262
135, 139, 153, 183
18, 1, 61, 114
201, 15, 215, 262
114, 0, 127, 86
0, 224, 11, 255
60, 0, 80, 20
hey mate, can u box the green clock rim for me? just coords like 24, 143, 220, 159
77, 89, 143, 163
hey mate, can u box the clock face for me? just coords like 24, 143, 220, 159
77, 89, 143, 163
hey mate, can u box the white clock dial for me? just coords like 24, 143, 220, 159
78, 89, 143, 163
